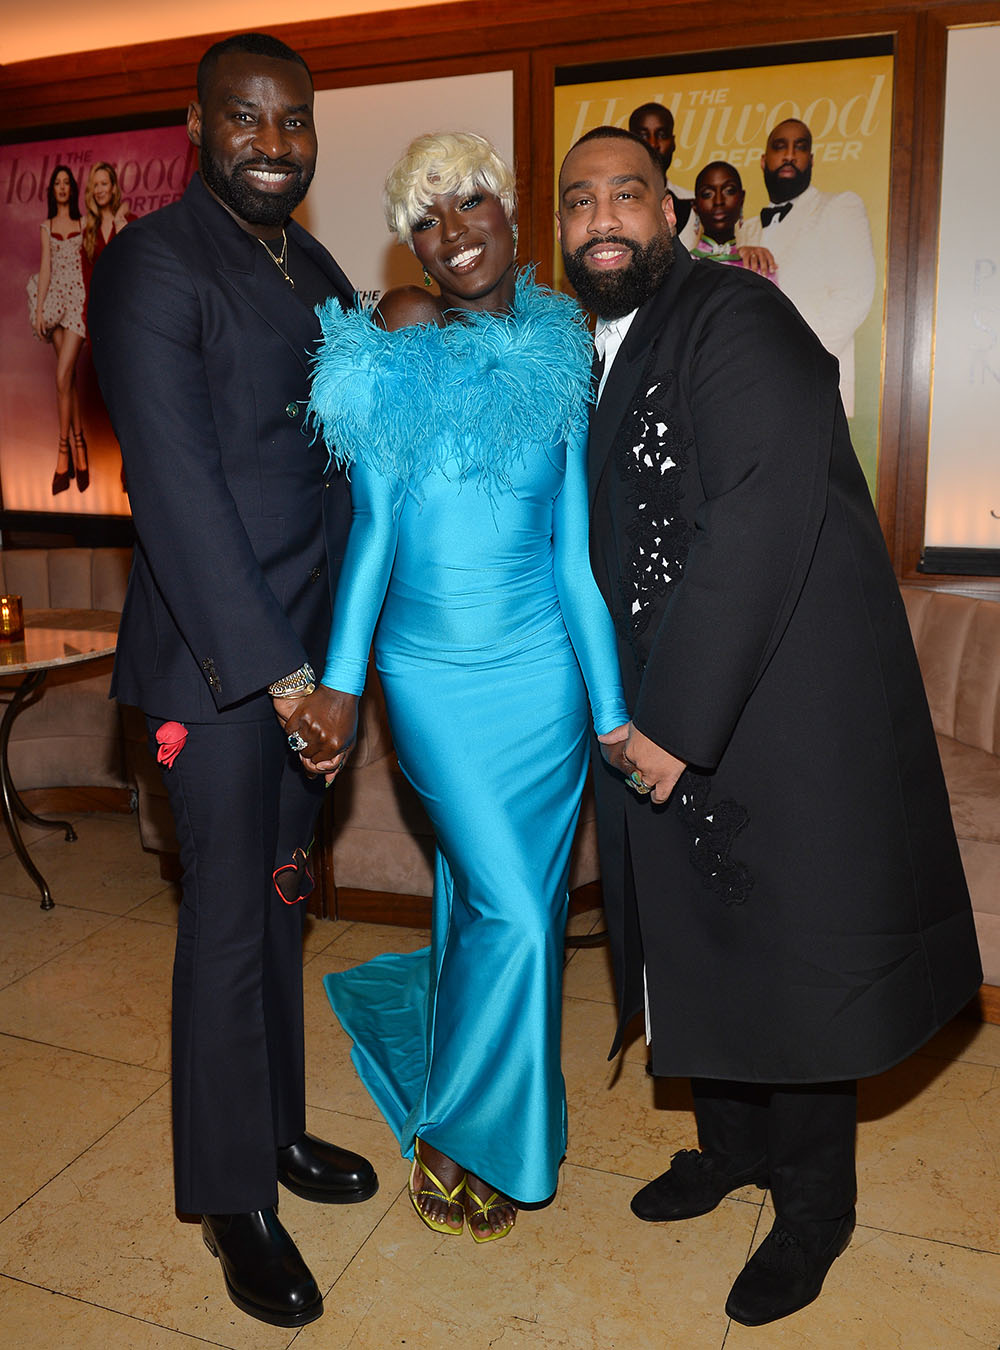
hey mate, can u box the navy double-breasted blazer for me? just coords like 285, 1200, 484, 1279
90, 173, 354, 723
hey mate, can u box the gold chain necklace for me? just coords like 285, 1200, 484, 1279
259, 229, 294, 287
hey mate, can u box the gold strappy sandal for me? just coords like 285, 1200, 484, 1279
463, 1178, 516, 1243
408, 1139, 465, 1235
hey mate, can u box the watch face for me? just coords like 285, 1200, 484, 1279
270, 665, 315, 696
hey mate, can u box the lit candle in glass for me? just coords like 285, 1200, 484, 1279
0, 594, 25, 641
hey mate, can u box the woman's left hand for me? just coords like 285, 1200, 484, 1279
597, 722, 630, 773
620, 723, 686, 805
738, 245, 776, 275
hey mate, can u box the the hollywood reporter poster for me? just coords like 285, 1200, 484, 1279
554, 47, 893, 497
0, 127, 194, 518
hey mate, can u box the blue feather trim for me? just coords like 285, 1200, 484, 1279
307, 270, 592, 493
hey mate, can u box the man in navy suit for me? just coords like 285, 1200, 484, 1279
90, 33, 376, 1329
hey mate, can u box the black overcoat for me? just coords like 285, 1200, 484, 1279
588, 245, 982, 1082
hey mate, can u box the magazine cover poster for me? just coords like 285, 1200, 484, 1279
554, 51, 893, 496
1, 125, 194, 517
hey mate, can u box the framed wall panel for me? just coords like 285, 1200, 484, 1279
550, 38, 893, 498
0, 0, 991, 579
528, 10, 921, 562
0, 37, 524, 544
920, 19, 1000, 575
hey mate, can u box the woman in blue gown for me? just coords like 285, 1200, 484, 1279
303, 133, 628, 1242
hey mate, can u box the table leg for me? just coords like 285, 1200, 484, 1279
0, 669, 76, 910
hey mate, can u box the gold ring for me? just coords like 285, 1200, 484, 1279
627, 770, 652, 796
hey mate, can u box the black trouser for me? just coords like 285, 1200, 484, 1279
150, 715, 325, 1215
692, 1077, 857, 1227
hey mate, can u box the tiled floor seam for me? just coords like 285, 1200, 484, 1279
321, 1179, 411, 1298
0, 1274, 238, 1347
0, 912, 120, 994
0, 1030, 170, 1075
0, 1077, 168, 1228
302, 1101, 391, 1126
850, 1224, 1000, 1257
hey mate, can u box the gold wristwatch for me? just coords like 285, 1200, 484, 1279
268, 663, 317, 697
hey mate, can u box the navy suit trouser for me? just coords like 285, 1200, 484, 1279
148, 714, 326, 1215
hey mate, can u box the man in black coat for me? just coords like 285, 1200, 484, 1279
90, 33, 376, 1329
558, 126, 981, 1327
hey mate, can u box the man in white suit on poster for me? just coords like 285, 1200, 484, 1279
740, 118, 875, 417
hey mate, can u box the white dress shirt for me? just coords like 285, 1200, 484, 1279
594, 308, 638, 403
595, 305, 649, 1040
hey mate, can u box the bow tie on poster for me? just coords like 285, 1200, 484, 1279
760, 202, 793, 227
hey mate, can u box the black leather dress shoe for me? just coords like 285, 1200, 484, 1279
276, 1131, 378, 1204
725, 1209, 856, 1326
201, 1208, 323, 1327
631, 1148, 768, 1222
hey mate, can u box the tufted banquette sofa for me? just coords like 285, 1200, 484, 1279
317, 590, 999, 1015
319, 666, 603, 922
900, 586, 1000, 1019
127, 655, 604, 924
4, 548, 992, 1021
0, 547, 132, 798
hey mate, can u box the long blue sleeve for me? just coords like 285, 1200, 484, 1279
320, 464, 400, 695
553, 426, 629, 734
307, 272, 625, 722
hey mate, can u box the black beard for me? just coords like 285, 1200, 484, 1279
562, 231, 675, 321
200, 145, 313, 227
763, 163, 811, 204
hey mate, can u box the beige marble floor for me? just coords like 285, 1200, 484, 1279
1, 814, 998, 1349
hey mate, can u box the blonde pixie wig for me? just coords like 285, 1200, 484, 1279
384, 131, 517, 248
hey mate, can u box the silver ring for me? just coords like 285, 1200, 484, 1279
287, 731, 308, 752
627, 769, 652, 796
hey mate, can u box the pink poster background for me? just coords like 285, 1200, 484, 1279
1, 125, 194, 517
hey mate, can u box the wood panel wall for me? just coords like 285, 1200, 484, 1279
2, 0, 997, 579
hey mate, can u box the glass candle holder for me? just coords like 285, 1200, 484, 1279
0, 594, 25, 641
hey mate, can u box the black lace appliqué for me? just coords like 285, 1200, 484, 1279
676, 772, 754, 906
614, 371, 693, 656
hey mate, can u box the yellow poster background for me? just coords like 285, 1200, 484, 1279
553, 54, 893, 494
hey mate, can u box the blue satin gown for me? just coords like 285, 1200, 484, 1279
308, 275, 627, 1203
